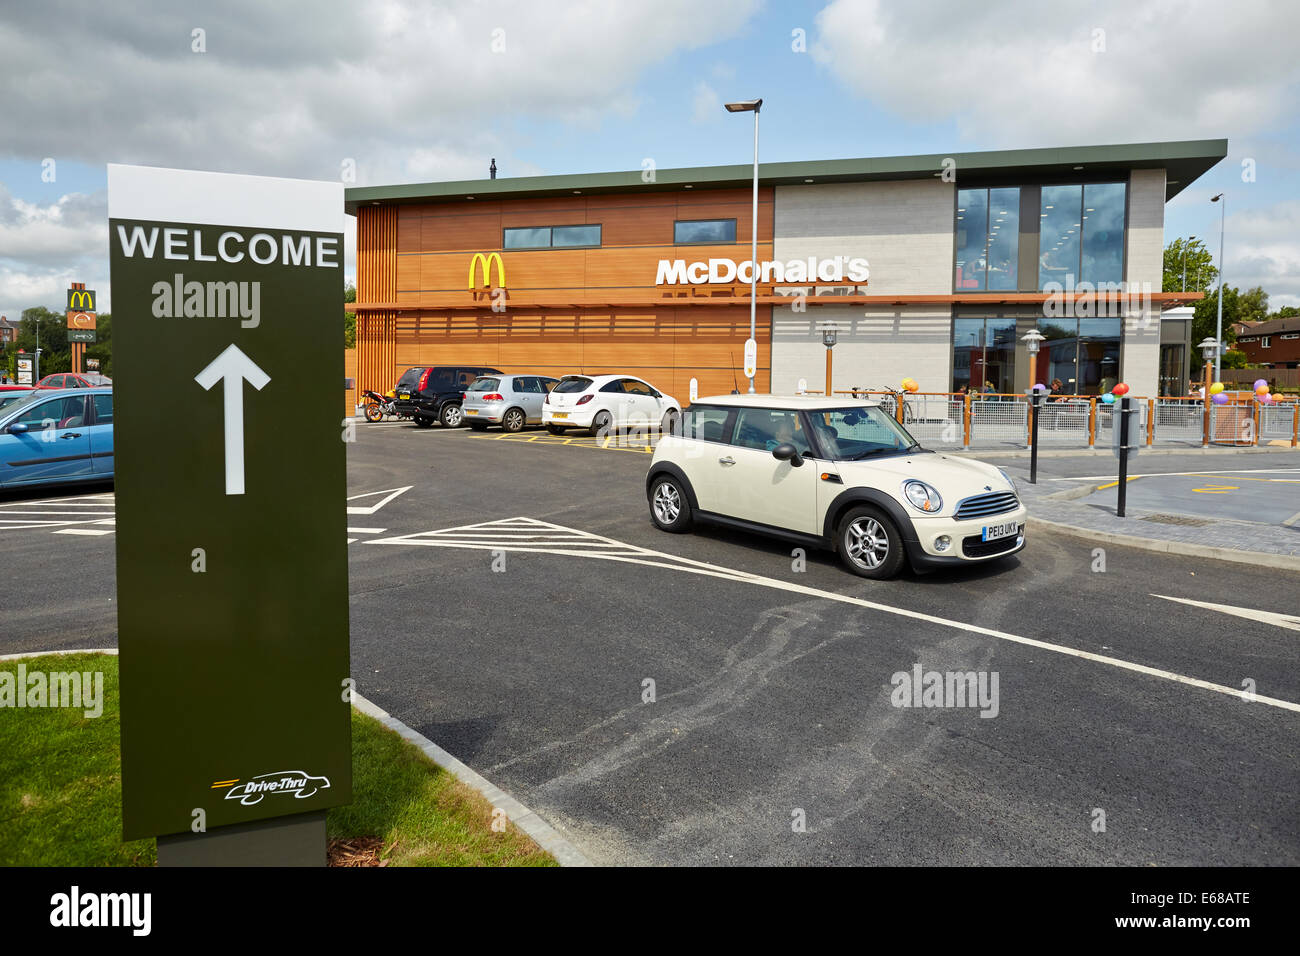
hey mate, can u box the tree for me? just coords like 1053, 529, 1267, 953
344, 283, 356, 349
83, 313, 113, 378
1163, 237, 1217, 293
1237, 285, 1269, 325
1221, 349, 1249, 369
1268, 305, 1299, 321
1191, 284, 1240, 349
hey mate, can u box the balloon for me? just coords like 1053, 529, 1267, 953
901, 378, 919, 393
1255, 383, 1270, 396
1254, 379, 1267, 391
1101, 393, 1116, 405
1212, 393, 1229, 405
1259, 393, 1273, 404
1112, 382, 1130, 396
1033, 383, 1047, 392
1209, 382, 1225, 395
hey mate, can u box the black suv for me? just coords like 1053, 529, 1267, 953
393, 365, 502, 428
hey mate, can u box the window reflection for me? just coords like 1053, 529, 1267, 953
1037, 316, 1121, 395
955, 189, 988, 290
1039, 185, 1081, 289
955, 188, 1019, 291
952, 317, 1016, 393
1081, 183, 1125, 286
1039, 182, 1127, 289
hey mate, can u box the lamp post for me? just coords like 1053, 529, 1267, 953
1021, 329, 1045, 483
818, 322, 839, 396
1182, 235, 1195, 292
1211, 194, 1226, 379
725, 98, 762, 393
1198, 336, 1219, 447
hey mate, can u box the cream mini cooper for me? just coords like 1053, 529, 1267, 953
645, 395, 1026, 579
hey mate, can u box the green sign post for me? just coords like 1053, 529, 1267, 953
108, 165, 350, 865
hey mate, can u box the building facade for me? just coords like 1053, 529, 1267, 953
346, 140, 1224, 406
1234, 316, 1300, 369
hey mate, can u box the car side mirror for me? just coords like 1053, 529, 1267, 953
8, 422, 28, 434
772, 442, 803, 467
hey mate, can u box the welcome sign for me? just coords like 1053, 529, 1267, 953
108, 165, 351, 841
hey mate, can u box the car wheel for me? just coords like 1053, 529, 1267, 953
502, 407, 526, 433
837, 506, 905, 579
590, 410, 613, 438
546, 424, 567, 435
440, 404, 464, 428
364, 403, 383, 423
648, 474, 692, 533
660, 409, 679, 436
413, 415, 434, 428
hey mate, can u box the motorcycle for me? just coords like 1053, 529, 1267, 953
361, 389, 411, 423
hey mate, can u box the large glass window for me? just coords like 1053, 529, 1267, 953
1039, 182, 1126, 289
1037, 316, 1121, 395
674, 219, 736, 244
806, 407, 916, 460
733, 408, 813, 454
952, 317, 1017, 393
955, 188, 1019, 291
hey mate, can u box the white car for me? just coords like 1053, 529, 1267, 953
543, 374, 681, 436
645, 394, 1026, 579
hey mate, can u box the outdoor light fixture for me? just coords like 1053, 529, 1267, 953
1021, 328, 1044, 357
1197, 337, 1220, 362
818, 322, 840, 396
1210, 193, 1226, 378
821, 327, 838, 348
725, 97, 763, 392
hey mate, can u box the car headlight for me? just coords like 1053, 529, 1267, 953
902, 480, 943, 513
998, 468, 1017, 494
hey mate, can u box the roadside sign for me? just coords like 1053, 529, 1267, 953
68, 328, 96, 343
17, 371, 31, 384
86, 358, 99, 370
17, 358, 31, 372
689, 377, 698, 403
743, 337, 757, 379
108, 164, 350, 843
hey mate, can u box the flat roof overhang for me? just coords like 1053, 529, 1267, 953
344, 139, 1227, 215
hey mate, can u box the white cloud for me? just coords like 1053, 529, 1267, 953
0, 185, 109, 319
1225, 201, 1300, 308
810, 0, 1300, 146
692, 81, 720, 124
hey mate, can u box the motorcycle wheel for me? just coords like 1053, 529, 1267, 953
364, 403, 384, 423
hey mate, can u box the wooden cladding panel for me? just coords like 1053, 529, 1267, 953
355, 205, 399, 405
379, 305, 770, 402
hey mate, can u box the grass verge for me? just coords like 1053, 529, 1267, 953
0, 653, 555, 867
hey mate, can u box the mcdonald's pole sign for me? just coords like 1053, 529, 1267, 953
66, 283, 97, 341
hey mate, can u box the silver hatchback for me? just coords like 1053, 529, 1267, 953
462, 374, 559, 432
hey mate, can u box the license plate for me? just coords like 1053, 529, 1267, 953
982, 521, 1020, 542
465, 408, 477, 415
552, 412, 568, 419
398, 392, 410, 401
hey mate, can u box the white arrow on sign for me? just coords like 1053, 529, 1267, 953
195, 344, 271, 496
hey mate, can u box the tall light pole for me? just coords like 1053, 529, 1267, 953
1211, 194, 1226, 378
1182, 235, 1195, 292
725, 98, 762, 393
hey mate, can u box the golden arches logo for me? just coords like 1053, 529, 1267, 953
67, 290, 95, 311
468, 252, 505, 291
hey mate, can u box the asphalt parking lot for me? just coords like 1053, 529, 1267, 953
2, 421, 1298, 865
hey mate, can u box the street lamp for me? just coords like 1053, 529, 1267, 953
1211, 194, 1226, 379
725, 98, 762, 393
1198, 336, 1219, 446
1182, 235, 1195, 292
817, 321, 839, 396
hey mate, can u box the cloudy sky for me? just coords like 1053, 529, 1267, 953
2, 0, 1298, 318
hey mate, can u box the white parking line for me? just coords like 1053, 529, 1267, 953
370, 517, 1300, 714
1153, 594, 1300, 632
1049, 468, 1300, 481
51, 528, 114, 536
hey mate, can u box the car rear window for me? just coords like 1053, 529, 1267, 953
396, 368, 422, 388
553, 377, 592, 393
468, 378, 500, 392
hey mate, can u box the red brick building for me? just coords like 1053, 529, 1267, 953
1235, 316, 1300, 369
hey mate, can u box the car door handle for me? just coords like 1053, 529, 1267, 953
60, 432, 82, 439
718, 456, 736, 466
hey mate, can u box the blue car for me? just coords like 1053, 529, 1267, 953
0, 386, 113, 489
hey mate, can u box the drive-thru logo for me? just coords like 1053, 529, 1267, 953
213, 770, 331, 805
468, 251, 506, 290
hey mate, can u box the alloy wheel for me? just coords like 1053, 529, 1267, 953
845, 516, 889, 569
652, 482, 681, 524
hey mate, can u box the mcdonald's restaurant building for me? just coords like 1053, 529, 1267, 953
345, 140, 1224, 408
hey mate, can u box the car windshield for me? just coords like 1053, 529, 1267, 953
553, 376, 592, 393
468, 378, 500, 392
806, 405, 920, 460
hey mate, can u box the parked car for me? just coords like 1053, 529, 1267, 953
35, 372, 108, 389
0, 389, 32, 411
463, 373, 559, 432
0, 386, 114, 489
644, 394, 1025, 579
542, 374, 681, 436
392, 365, 503, 428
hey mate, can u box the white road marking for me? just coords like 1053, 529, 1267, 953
346, 486, 412, 515
1050, 468, 1300, 481
346, 527, 386, 534
1283, 511, 1300, 528
51, 528, 114, 536
1153, 594, 1300, 633
369, 517, 1300, 714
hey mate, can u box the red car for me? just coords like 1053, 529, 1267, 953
35, 372, 112, 389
